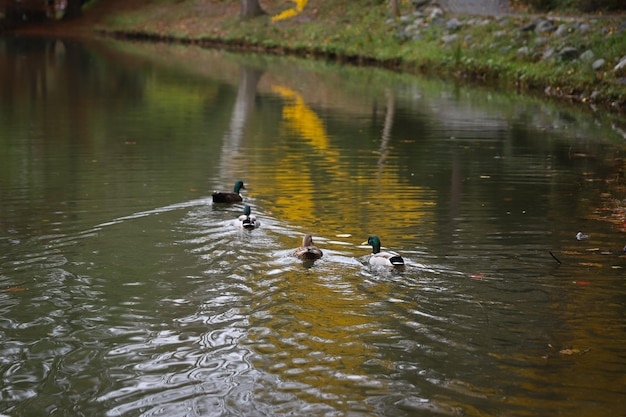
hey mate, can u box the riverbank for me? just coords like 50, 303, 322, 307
9, 0, 626, 112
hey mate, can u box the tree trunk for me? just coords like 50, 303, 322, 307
63, 0, 83, 19
240, 0, 265, 18
390, 0, 400, 18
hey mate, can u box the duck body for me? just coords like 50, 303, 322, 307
364, 235, 404, 267
576, 231, 590, 240
213, 180, 245, 203
294, 234, 323, 260
237, 205, 260, 229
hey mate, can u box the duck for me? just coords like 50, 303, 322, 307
575, 231, 590, 240
363, 235, 404, 267
212, 180, 245, 203
293, 234, 323, 260
236, 205, 260, 229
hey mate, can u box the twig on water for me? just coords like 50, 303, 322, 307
549, 251, 561, 264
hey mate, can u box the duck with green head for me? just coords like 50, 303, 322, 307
363, 235, 404, 267
294, 234, 323, 260
212, 180, 245, 203
236, 205, 260, 229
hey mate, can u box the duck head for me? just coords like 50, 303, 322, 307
234, 181, 245, 193
365, 235, 382, 254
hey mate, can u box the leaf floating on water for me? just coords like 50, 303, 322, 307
578, 262, 603, 267
559, 348, 590, 355
573, 280, 590, 285
1, 287, 26, 293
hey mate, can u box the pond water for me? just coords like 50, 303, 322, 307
1, 36, 625, 417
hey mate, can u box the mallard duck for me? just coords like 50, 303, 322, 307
363, 235, 404, 267
237, 205, 260, 229
212, 180, 245, 203
294, 234, 323, 260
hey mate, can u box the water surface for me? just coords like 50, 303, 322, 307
1, 36, 625, 417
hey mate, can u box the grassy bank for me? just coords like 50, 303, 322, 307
16, 0, 626, 112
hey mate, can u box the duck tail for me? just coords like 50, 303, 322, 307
389, 256, 404, 266
241, 217, 255, 229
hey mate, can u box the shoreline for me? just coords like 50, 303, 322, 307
5, 0, 626, 114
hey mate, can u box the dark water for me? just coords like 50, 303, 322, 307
1, 36, 625, 417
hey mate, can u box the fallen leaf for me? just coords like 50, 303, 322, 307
559, 348, 590, 355
1, 287, 26, 293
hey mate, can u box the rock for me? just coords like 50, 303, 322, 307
541, 47, 556, 61
430, 7, 444, 19
558, 46, 579, 61
534, 36, 549, 46
616, 20, 626, 32
615, 57, 626, 76
592, 58, 606, 70
446, 18, 462, 31
535, 19, 556, 34
554, 24, 569, 37
579, 23, 591, 34
579, 49, 594, 62
590, 90, 601, 100
521, 22, 536, 32
431, 16, 446, 26
441, 34, 459, 43
517, 46, 531, 57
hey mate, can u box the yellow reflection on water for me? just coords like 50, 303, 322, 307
246, 267, 404, 414
263, 85, 436, 241
272, 85, 339, 165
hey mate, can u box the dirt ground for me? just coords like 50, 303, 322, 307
14, 0, 513, 36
